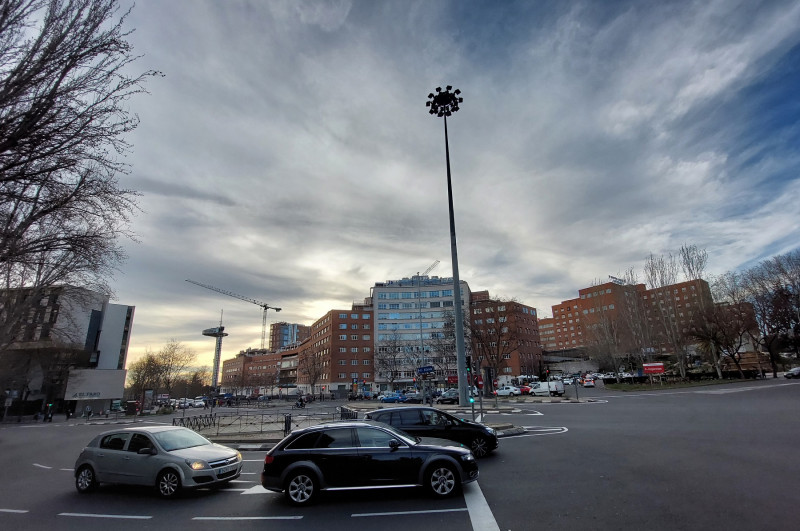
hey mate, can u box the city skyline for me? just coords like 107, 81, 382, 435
112, 1, 800, 369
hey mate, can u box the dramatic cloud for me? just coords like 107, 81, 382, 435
117, 0, 800, 367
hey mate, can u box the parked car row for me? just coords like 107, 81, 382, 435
74, 407, 489, 506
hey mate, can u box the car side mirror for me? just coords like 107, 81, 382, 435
388, 439, 401, 450
138, 447, 155, 455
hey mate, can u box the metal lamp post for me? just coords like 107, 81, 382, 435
426, 86, 469, 406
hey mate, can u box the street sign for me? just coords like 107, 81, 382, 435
417, 365, 434, 375
475, 375, 484, 389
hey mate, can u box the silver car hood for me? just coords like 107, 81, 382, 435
169, 443, 237, 461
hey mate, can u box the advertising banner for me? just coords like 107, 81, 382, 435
643, 363, 665, 375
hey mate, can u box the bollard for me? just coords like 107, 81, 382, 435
284, 414, 292, 436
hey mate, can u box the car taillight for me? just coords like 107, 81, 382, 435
264, 455, 274, 465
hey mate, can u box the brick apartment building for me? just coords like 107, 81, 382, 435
539, 278, 714, 358
469, 290, 542, 380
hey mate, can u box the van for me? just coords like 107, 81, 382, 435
529, 381, 565, 397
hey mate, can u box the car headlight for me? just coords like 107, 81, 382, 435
236, 450, 242, 461
186, 459, 209, 470
486, 427, 496, 435
461, 453, 475, 462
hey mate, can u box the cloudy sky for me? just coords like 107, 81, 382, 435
116, 0, 800, 368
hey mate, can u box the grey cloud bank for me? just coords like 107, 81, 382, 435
116, 0, 800, 366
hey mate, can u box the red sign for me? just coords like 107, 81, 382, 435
643, 363, 665, 374
475, 376, 484, 389
447, 376, 458, 384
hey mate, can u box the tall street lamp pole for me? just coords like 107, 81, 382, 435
427, 86, 469, 406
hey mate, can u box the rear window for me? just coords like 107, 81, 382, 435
285, 432, 320, 450
315, 428, 354, 449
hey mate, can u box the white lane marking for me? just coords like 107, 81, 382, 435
242, 459, 263, 462
241, 485, 279, 495
0, 509, 29, 513
193, 516, 302, 520
60, 468, 73, 471
59, 513, 152, 520
353, 508, 467, 517
463, 481, 501, 531
32, 463, 51, 469
240, 472, 257, 475
502, 427, 569, 438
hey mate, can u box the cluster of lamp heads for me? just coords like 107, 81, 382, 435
426, 85, 463, 117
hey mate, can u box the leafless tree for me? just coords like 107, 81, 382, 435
153, 340, 197, 398
467, 303, 517, 387
298, 349, 326, 394
428, 309, 458, 384
0, 0, 159, 350
374, 332, 409, 391
126, 353, 161, 404
644, 252, 691, 377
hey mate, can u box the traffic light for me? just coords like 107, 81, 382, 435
465, 356, 472, 372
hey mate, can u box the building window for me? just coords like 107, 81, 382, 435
338, 373, 346, 379
339, 313, 347, 318
351, 348, 358, 353
339, 334, 347, 340
363, 324, 370, 329
352, 360, 358, 365
338, 360, 346, 365
363, 359, 370, 365
362, 372, 371, 378
362, 335, 370, 340
351, 335, 358, 340
351, 372, 358, 379
363, 314, 370, 319
363, 347, 371, 353
339, 348, 346, 353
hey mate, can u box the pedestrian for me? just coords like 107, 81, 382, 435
203, 400, 208, 410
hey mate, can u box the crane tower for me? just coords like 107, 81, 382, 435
186, 279, 281, 349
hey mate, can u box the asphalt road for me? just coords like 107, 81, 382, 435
0, 378, 797, 530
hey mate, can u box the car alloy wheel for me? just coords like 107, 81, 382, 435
470, 436, 489, 458
156, 469, 181, 498
427, 463, 457, 497
75, 465, 97, 493
286, 470, 317, 505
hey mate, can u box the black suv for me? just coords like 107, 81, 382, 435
364, 406, 498, 458
260, 420, 479, 505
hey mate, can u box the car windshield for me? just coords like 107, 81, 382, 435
152, 429, 211, 451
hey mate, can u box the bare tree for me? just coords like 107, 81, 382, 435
298, 349, 326, 394
153, 340, 196, 398
126, 353, 161, 405
467, 302, 518, 387
374, 332, 409, 391
0, 0, 159, 350
428, 309, 458, 384
644, 252, 691, 377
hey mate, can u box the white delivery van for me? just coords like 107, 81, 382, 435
529, 381, 565, 397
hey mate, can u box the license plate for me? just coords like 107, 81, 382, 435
217, 464, 237, 476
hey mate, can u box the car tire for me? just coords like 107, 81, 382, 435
156, 469, 181, 498
426, 462, 459, 498
75, 465, 98, 494
470, 436, 490, 458
285, 469, 318, 506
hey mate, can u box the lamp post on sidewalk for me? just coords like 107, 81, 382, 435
426, 86, 469, 406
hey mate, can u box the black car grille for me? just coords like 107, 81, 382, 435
209, 456, 239, 469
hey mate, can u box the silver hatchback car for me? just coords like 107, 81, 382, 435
74, 425, 242, 498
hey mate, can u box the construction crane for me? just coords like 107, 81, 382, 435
422, 260, 440, 276
186, 279, 281, 350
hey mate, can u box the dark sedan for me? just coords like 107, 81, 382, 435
364, 406, 498, 458
260, 420, 478, 505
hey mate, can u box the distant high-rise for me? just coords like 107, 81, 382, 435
269, 322, 310, 351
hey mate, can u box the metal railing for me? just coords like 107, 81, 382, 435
178, 406, 360, 438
